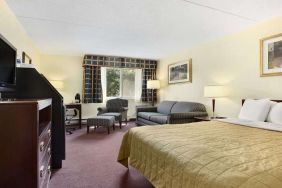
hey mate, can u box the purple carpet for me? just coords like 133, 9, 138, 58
50, 122, 154, 188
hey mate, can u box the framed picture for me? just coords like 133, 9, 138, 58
260, 33, 282, 77
168, 59, 192, 84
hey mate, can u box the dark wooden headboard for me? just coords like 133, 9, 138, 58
242, 99, 282, 105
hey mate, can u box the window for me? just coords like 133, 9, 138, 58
102, 68, 142, 100
106, 69, 120, 97
121, 69, 135, 98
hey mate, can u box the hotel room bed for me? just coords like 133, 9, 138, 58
118, 120, 282, 188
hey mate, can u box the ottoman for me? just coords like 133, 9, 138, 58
98, 113, 122, 129
87, 116, 115, 134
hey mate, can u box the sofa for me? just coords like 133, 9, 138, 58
136, 101, 208, 126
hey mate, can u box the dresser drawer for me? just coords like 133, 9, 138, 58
39, 153, 51, 188
40, 141, 51, 163
40, 170, 51, 188
38, 125, 51, 161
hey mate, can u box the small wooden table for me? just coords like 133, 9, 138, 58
194, 116, 226, 122
65, 103, 82, 129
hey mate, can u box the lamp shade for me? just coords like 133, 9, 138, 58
204, 85, 226, 98
147, 80, 160, 89
50, 80, 63, 90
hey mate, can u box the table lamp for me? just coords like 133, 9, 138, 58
204, 85, 226, 118
147, 80, 160, 106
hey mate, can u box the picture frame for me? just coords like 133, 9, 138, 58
260, 33, 282, 77
168, 59, 192, 84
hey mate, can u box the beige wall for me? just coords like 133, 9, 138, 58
157, 16, 282, 118
0, 0, 40, 65
39, 54, 109, 118
39, 54, 97, 116
40, 55, 83, 103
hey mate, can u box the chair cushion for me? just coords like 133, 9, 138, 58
171, 102, 206, 113
149, 115, 168, 124
99, 112, 122, 121
99, 112, 121, 117
157, 101, 177, 115
138, 112, 164, 120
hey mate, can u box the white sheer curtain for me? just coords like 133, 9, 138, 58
101, 67, 107, 104
134, 69, 142, 102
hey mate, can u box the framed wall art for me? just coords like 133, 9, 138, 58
260, 33, 282, 77
168, 59, 192, 84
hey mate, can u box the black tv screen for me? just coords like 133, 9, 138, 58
0, 35, 16, 88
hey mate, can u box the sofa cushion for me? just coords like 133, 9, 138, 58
137, 117, 159, 126
149, 115, 168, 124
138, 112, 164, 120
171, 102, 206, 113
157, 101, 177, 115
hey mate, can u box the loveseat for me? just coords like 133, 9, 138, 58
136, 101, 207, 126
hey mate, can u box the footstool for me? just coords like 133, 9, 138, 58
98, 113, 122, 129
87, 116, 115, 134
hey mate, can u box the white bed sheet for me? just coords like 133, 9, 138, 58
217, 118, 282, 132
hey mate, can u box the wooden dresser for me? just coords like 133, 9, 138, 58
0, 99, 52, 188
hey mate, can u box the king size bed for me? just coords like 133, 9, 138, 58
118, 99, 282, 188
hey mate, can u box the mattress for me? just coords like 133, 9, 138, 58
118, 120, 282, 188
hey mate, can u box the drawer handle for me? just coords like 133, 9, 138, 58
47, 165, 51, 174
47, 147, 51, 156
47, 129, 51, 137
39, 141, 45, 152
40, 165, 45, 177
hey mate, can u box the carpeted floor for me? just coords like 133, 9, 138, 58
50, 122, 154, 188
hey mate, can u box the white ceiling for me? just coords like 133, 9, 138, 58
5, 0, 282, 59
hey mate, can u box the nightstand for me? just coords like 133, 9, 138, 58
194, 116, 226, 122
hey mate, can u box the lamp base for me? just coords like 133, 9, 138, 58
151, 89, 155, 106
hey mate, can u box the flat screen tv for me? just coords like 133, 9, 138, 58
0, 34, 16, 92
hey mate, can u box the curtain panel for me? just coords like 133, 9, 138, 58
82, 55, 157, 104
83, 65, 103, 103
141, 69, 157, 103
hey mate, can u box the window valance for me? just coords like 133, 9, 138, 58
83, 55, 157, 70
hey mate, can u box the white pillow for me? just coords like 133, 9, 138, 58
267, 102, 282, 124
239, 99, 271, 121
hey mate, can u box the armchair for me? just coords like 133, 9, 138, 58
97, 98, 128, 128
